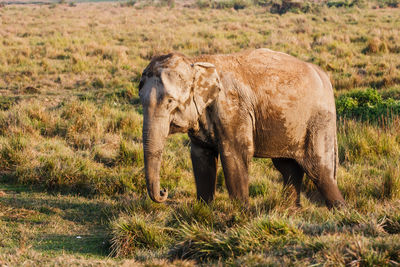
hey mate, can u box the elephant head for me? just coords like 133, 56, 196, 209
139, 53, 221, 203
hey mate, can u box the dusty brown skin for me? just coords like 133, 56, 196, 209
139, 48, 345, 208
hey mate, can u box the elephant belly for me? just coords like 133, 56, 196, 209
252, 117, 305, 159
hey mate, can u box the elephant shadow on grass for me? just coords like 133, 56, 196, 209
0, 182, 114, 257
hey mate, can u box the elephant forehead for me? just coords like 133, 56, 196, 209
143, 53, 192, 78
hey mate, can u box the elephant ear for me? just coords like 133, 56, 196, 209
192, 62, 222, 116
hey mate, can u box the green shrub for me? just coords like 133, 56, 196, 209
336, 89, 400, 123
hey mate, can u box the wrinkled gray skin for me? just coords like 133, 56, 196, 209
139, 48, 345, 208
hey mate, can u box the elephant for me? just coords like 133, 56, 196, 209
138, 48, 345, 208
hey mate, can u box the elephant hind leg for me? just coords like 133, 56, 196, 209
300, 118, 345, 209
272, 158, 304, 207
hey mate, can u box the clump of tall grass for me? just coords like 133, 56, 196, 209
167, 201, 215, 228
0, 96, 19, 111
362, 37, 388, 54
110, 214, 169, 257
169, 216, 302, 262
380, 167, 400, 200
116, 140, 143, 167
382, 214, 400, 234
0, 135, 29, 173
337, 119, 400, 164
345, 238, 398, 266
61, 101, 104, 149
249, 180, 269, 197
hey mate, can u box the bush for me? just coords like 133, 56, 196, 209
336, 89, 400, 123
270, 0, 315, 14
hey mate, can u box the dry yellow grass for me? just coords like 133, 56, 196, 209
0, 3, 399, 94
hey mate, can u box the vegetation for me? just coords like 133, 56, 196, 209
0, 1, 399, 265
336, 88, 400, 122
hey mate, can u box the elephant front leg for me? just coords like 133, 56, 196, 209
219, 142, 253, 204
190, 142, 218, 203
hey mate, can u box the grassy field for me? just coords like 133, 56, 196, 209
0, 1, 399, 265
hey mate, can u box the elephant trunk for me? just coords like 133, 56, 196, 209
142, 112, 169, 203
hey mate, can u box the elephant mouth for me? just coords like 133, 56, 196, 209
169, 121, 189, 134
169, 122, 181, 134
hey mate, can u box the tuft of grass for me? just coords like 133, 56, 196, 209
0, 96, 19, 111
382, 214, 400, 234
116, 140, 143, 167
167, 201, 214, 228
169, 216, 301, 262
0, 135, 28, 173
362, 37, 388, 55
61, 101, 104, 149
110, 214, 168, 257
381, 166, 400, 200
249, 180, 269, 197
